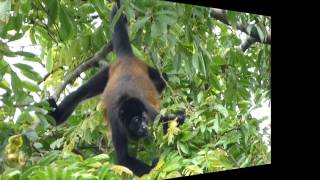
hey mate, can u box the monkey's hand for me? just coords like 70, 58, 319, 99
176, 111, 186, 126
46, 97, 58, 125
47, 97, 58, 109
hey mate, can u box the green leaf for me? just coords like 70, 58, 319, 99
46, 0, 59, 27
20, 68, 43, 82
254, 89, 263, 105
23, 57, 42, 63
0, 0, 11, 26
33, 142, 43, 149
21, 165, 41, 179
240, 154, 252, 167
38, 151, 60, 166
60, 169, 73, 180
197, 91, 203, 103
15, 51, 36, 58
20, 0, 31, 14
163, 162, 180, 172
214, 104, 228, 117
151, 23, 159, 38
79, 174, 98, 179
1, 169, 21, 180
224, 85, 234, 106
92, 27, 105, 49
166, 171, 181, 179
23, 130, 38, 141
239, 87, 250, 99
131, 44, 143, 60
178, 141, 189, 154
213, 56, 225, 65
134, 16, 151, 32
155, 10, 177, 17
29, 28, 37, 44
30, 169, 48, 180
200, 122, 206, 134
34, 26, 52, 42
79, 3, 95, 14
192, 53, 199, 73
158, 14, 177, 26
151, 20, 167, 38
59, 6, 74, 40
89, 154, 110, 161
180, 130, 193, 142
13, 63, 33, 71
184, 55, 194, 77
151, 50, 160, 65
20, 95, 34, 106
173, 53, 181, 72
11, 70, 23, 96
213, 118, 220, 134
46, 166, 57, 180
0, 44, 16, 57
97, 166, 111, 179
50, 137, 64, 150
13, 13, 23, 31
18, 111, 33, 123
9, 32, 24, 41
46, 49, 53, 72
211, 75, 221, 91
216, 131, 240, 149
198, 54, 207, 78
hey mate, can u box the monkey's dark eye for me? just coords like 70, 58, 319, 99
132, 116, 139, 122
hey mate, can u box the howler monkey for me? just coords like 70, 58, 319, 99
48, 0, 185, 176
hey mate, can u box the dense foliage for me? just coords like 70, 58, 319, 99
0, 0, 271, 179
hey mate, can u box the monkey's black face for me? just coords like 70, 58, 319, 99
119, 98, 149, 139
128, 115, 148, 139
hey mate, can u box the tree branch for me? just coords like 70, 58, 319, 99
210, 8, 271, 51
219, 126, 240, 137
240, 36, 257, 52
236, 22, 271, 44
32, 143, 43, 156
210, 8, 230, 25
51, 42, 113, 101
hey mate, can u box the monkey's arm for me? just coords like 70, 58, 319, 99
142, 103, 186, 134
48, 66, 109, 125
160, 111, 186, 134
140, 98, 185, 134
